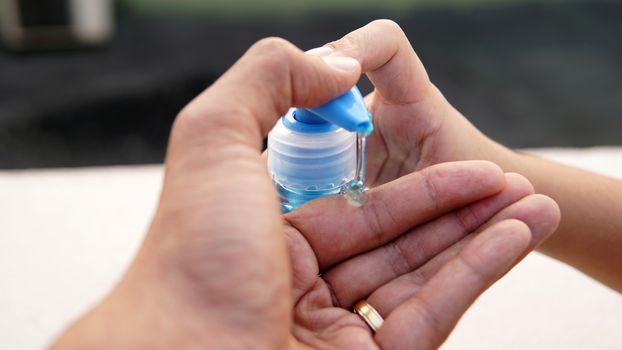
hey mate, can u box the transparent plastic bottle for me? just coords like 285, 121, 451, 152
267, 86, 372, 213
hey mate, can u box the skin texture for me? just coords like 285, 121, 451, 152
322, 20, 622, 292
52, 21, 562, 350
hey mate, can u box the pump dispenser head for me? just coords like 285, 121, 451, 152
294, 86, 373, 136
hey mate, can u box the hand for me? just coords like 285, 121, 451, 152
321, 20, 512, 186
52, 31, 560, 349
322, 20, 622, 291
285, 165, 559, 349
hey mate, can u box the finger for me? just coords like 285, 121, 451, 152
366, 194, 560, 321
374, 219, 532, 349
323, 173, 534, 308
285, 160, 505, 270
326, 19, 430, 105
474, 193, 561, 249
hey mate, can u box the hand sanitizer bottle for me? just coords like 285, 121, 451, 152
267, 86, 373, 213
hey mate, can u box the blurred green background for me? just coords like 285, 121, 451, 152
125, 0, 524, 15
1, 0, 620, 168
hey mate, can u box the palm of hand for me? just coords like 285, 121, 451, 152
364, 88, 483, 188
324, 20, 495, 188
284, 222, 376, 349
274, 162, 555, 349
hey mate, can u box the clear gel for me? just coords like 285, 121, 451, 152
277, 132, 368, 213
342, 132, 367, 207
276, 184, 343, 213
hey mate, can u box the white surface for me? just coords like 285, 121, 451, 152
0, 148, 621, 350
0, 166, 162, 350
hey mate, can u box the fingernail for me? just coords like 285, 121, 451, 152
305, 46, 333, 57
322, 56, 359, 73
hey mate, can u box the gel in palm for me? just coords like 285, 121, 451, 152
267, 86, 373, 213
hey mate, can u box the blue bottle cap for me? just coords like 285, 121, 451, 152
296, 86, 374, 136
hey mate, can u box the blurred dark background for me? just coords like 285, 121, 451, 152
0, 0, 620, 169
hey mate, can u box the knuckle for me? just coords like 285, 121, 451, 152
409, 296, 445, 341
388, 239, 414, 275
454, 205, 480, 233
171, 106, 211, 146
325, 32, 362, 60
328, 19, 406, 56
173, 104, 203, 136
173, 102, 253, 145
362, 190, 400, 245
174, 101, 215, 134
456, 249, 491, 284
362, 193, 388, 244
419, 169, 440, 211
408, 268, 428, 286
325, 36, 355, 53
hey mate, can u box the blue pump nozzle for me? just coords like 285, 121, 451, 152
294, 86, 373, 135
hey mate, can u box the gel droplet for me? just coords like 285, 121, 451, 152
344, 180, 366, 207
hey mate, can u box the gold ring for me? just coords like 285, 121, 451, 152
353, 300, 384, 332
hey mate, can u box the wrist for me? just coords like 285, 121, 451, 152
51, 293, 139, 349
51, 248, 265, 350
437, 108, 519, 170
482, 138, 524, 171
51, 260, 182, 349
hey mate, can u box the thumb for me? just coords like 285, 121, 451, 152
326, 19, 430, 105
169, 37, 361, 157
